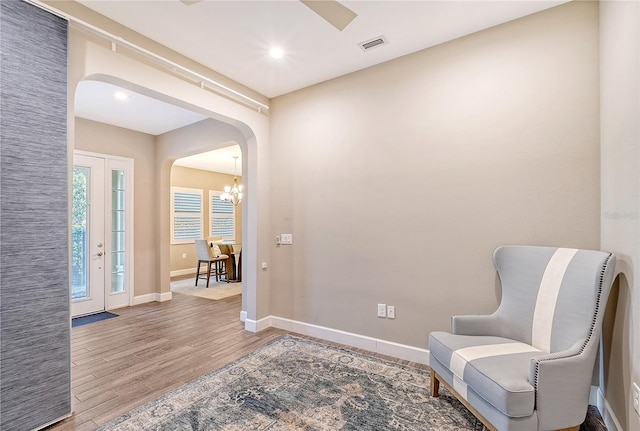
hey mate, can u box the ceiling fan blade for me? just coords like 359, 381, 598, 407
300, 0, 357, 31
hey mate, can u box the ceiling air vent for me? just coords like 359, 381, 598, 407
358, 35, 387, 52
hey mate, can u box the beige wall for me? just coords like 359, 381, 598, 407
269, 2, 600, 348
600, 1, 640, 430
170, 165, 243, 272
74, 117, 158, 296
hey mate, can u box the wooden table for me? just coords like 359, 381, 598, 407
218, 244, 241, 282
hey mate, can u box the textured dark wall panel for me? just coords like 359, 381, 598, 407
0, 1, 71, 429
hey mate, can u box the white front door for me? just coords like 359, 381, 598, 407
72, 154, 106, 317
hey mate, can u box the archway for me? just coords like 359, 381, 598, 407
70, 73, 262, 326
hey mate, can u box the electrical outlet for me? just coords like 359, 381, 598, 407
377, 304, 386, 318
633, 382, 640, 417
387, 305, 395, 319
281, 233, 293, 245
182, 253, 187, 259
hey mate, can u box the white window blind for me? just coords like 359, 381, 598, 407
171, 187, 203, 243
210, 191, 235, 241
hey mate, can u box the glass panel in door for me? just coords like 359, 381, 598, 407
72, 167, 89, 300
111, 170, 126, 294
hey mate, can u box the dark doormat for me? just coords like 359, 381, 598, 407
72, 311, 118, 328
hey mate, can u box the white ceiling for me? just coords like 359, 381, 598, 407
174, 145, 243, 175
75, 80, 208, 135
77, 0, 568, 99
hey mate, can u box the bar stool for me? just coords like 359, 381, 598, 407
194, 239, 228, 287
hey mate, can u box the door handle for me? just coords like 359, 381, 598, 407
97, 251, 104, 257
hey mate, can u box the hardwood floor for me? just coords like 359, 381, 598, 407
48, 293, 285, 431
48, 291, 428, 431
46, 292, 605, 431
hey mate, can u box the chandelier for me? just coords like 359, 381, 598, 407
221, 156, 243, 206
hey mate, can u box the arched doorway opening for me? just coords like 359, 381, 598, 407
71, 75, 259, 325
169, 144, 244, 292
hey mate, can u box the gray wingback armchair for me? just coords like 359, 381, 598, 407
429, 246, 616, 431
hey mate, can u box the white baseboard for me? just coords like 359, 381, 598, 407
244, 315, 429, 365
133, 292, 173, 305
598, 388, 623, 431
244, 316, 269, 332
170, 267, 197, 277
158, 291, 172, 302
240, 310, 247, 322
590, 385, 600, 407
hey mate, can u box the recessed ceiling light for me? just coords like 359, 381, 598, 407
269, 47, 284, 59
114, 91, 130, 101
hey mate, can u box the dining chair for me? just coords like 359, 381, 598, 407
194, 239, 228, 287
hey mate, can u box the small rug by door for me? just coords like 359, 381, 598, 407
97, 335, 476, 430
171, 277, 242, 300
72, 311, 118, 328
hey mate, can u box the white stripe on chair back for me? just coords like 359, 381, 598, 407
493, 245, 615, 354
531, 248, 579, 353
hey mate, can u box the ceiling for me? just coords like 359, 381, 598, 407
174, 145, 243, 175
75, 81, 242, 173
75, 80, 208, 135
72, 0, 568, 171
77, 0, 568, 99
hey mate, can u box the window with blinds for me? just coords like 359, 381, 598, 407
210, 191, 235, 241
171, 187, 203, 243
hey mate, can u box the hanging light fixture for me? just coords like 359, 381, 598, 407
221, 156, 243, 206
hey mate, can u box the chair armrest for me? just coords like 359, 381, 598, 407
529, 338, 594, 430
451, 314, 500, 336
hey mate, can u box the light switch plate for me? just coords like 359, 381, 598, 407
377, 304, 386, 318
281, 233, 293, 245
387, 305, 395, 319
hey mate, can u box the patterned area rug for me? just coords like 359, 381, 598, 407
170, 277, 242, 300
97, 335, 476, 430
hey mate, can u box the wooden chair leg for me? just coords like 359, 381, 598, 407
195, 261, 201, 286
222, 259, 229, 283
206, 262, 212, 287
430, 368, 440, 397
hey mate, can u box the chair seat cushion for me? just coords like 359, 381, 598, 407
429, 332, 546, 418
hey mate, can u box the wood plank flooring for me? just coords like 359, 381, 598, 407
48, 292, 425, 431
45, 292, 605, 431
47, 293, 285, 431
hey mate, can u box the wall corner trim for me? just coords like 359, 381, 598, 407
132, 292, 172, 305
244, 315, 429, 365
